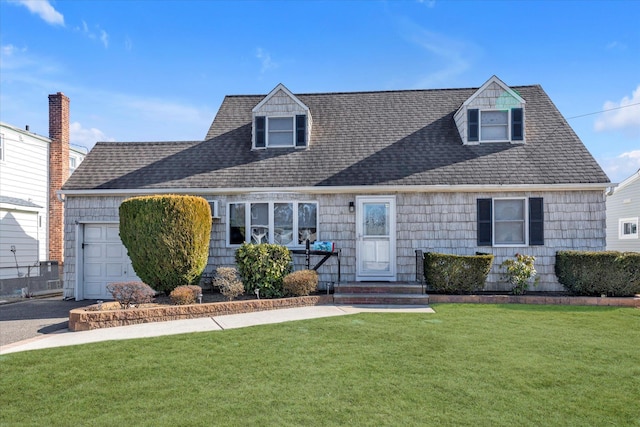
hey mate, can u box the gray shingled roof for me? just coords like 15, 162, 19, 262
0, 196, 42, 208
62, 85, 609, 191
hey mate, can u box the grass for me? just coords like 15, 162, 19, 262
1, 304, 639, 426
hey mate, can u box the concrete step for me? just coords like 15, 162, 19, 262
334, 293, 430, 305
335, 283, 425, 295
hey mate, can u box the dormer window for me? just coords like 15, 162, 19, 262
456, 76, 525, 145
252, 83, 311, 150
467, 108, 523, 142
254, 115, 307, 148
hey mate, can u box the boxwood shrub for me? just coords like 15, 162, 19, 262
423, 252, 494, 294
555, 250, 640, 297
235, 243, 292, 298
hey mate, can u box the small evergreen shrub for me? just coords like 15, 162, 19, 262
169, 285, 202, 305
106, 281, 156, 309
235, 243, 292, 298
213, 267, 244, 301
119, 195, 212, 295
556, 251, 640, 296
283, 270, 318, 296
424, 252, 493, 294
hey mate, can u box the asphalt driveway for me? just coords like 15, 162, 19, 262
0, 297, 90, 347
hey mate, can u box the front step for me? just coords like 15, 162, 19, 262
334, 293, 430, 305
334, 282, 429, 305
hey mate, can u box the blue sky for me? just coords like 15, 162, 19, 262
1, 0, 638, 183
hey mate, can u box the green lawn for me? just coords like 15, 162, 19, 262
1, 304, 639, 426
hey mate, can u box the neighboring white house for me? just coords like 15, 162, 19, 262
0, 114, 87, 280
606, 169, 640, 252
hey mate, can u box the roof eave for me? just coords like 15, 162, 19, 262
59, 182, 611, 198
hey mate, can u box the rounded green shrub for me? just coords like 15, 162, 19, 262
119, 195, 212, 294
235, 243, 292, 298
283, 270, 318, 296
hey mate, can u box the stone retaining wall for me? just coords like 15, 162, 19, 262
69, 295, 334, 331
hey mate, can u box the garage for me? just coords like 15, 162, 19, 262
82, 223, 140, 300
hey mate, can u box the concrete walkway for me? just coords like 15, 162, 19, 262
0, 304, 433, 355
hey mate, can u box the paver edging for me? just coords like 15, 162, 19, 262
69, 295, 334, 331
428, 294, 640, 307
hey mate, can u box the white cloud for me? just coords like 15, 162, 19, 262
11, 0, 64, 26
594, 85, 640, 137
417, 0, 437, 7
600, 150, 640, 183
100, 30, 109, 48
70, 122, 114, 149
76, 20, 109, 48
395, 17, 474, 88
256, 48, 278, 73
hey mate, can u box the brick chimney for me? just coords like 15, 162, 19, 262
48, 92, 70, 264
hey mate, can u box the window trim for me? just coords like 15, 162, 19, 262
477, 197, 543, 247
480, 110, 510, 143
254, 115, 307, 149
467, 108, 524, 143
619, 217, 639, 239
227, 201, 319, 247
492, 197, 528, 247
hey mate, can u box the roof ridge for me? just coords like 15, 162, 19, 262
95, 140, 202, 146
224, 84, 542, 98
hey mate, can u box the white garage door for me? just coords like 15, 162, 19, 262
83, 223, 141, 300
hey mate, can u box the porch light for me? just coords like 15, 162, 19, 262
349, 202, 355, 213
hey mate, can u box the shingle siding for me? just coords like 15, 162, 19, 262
63, 189, 606, 295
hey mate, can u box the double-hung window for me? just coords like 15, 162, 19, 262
619, 217, 638, 239
254, 115, 307, 148
228, 201, 318, 246
477, 197, 543, 246
468, 108, 523, 143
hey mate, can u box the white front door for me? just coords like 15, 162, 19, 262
82, 223, 140, 300
356, 196, 396, 281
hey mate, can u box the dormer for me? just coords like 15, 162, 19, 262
252, 84, 312, 149
454, 76, 526, 145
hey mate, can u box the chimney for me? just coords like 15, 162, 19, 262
48, 92, 70, 264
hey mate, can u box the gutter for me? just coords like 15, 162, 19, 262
58, 182, 612, 198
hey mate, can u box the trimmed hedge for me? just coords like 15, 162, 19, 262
424, 252, 494, 294
235, 243, 292, 298
555, 251, 640, 297
119, 195, 212, 294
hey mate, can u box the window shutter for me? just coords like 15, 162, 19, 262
468, 109, 479, 142
295, 114, 307, 147
477, 199, 492, 246
511, 108, 523, 141
255, 116, 266, 148
529, 197, 544, 245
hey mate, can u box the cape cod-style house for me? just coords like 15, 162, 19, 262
60, 76, 610, 300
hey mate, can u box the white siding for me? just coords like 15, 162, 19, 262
0, 124, 49, 272
606, 173, 640, 251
